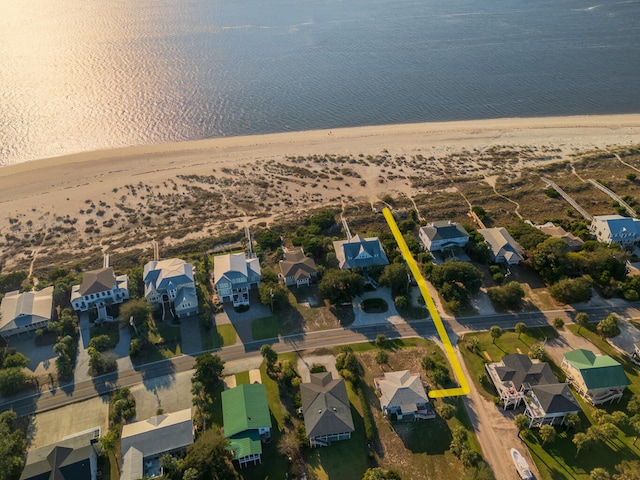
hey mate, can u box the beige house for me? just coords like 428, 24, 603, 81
0, 287, 55, 339
279, 247, 317, 287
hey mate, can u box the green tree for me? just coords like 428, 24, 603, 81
182, 427, 238, 480
614, 460, 640, 480
378, 263, 409, 296
428, 260, 483, 309
258, 282, 289, 311
0, 368, 34, 397
193, 354, 225, 394
318, 269, 365, 305
575, 312, 590, 334
532, 238, 572, 284
596, 314, 621, 339
0, 410, 26, 480
540, 425, 557, 445
119, 297, 152, 327
549, 277, 593, 304
573, 432, 593, 457
489, 326, 503, 344
362, 468, 402, 480
487, 282, 525, 310
565, 413, 581, 432
530, 344, 548, 362
514, 322, 527, 339
590, 468, 611, 480
514, 414, 529, 438
508, 221, 550, 251
553, 317, 565, 329
260, 344, 278, 371
375, 334, 388, 348
375, 350, 389, 367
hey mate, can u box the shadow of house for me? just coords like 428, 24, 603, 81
19, 428, 101, 480
300, 372, 355, 447
120, 408, 194, 480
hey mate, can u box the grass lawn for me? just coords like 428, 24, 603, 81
252, 316, 283, 340
460, 324, 640, 479
202, 323, 237, 350
353, 341, 479, 480
459, 326, 559, 401
307, 381, 369, 480
360, 297, 388, 313
235, 370, 250, 385
90, 322, 120, 349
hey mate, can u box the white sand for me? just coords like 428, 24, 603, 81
1, 115, 639, 270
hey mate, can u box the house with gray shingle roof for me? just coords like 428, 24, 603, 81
486, 353, 558, 409
120, 409, 194, 480
486, 353, 582, 427
562, 349, 629, 405
71, 267, 129, 321
525, 383, 580, 428
279, 247, 317, 287
222, 383, 272, 468
143, 258, 198, 319
214, 253, 261, 307
477, 227, 524, 265
0, 286, 55, 339
419, 221, 469, 252
300, 372, 354, 447
333, 234, 389, 270
374, 370, 433, 420
19, 428, 100, 480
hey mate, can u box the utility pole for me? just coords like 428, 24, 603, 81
270, 288, 274, 313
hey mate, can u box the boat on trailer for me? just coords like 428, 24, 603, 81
511, 448, 534, 479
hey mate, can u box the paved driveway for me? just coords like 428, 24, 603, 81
352, 287, 405, 327
179, 315, 202, 355
7, 335, 57, 377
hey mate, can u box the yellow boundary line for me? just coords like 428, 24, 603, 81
383, 208, 470, 398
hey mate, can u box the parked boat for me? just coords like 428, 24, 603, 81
511, 448, 533, 479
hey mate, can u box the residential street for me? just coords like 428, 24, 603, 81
2, 300, 640, 480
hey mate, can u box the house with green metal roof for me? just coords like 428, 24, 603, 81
221, 383, 272, 468
562, 349, 630, 405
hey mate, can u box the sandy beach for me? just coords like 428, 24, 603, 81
1, 114, 640, 272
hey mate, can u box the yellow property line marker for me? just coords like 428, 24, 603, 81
383, 208, 470, 398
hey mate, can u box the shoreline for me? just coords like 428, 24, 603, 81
1, 113, 640, 272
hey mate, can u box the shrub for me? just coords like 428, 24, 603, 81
438, 403, 456, 420
553, 317, 565, 329
309, 363, 327, 374
549, 277, 592, 304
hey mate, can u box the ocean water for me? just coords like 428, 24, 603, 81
1, 0, 639, 164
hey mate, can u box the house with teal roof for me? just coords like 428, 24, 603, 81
562, 349, 630, 405
221, 384, 272, 468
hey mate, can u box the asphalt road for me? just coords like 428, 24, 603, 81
2, 303, 638, 417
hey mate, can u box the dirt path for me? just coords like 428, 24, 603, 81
456, 348, 539, 480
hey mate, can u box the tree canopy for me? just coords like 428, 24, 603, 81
378, 263, 409, 296
532, 238, 572, 284
0, 411, 26, 480
318, 269, 365, 305
487, 281, 525, 310
193, 354, 225, 393
427, 260, 483, 311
